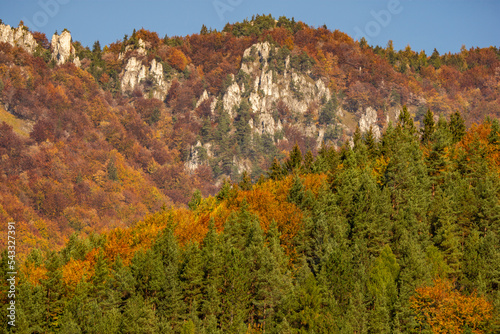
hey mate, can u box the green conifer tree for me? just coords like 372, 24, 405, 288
284, 143, 302, 173
449, 111, 466, 143
420, 109, 435, 144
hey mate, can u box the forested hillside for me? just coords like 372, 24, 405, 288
2, 109, 499, 333
0, 14, 499, 332
0, 15, 499, 249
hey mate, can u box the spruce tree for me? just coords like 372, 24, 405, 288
238, 170, 252, 191
420, 109, 435, 144
364, 125, 377, 156
200, 221, 224, 326
180, 242, 204, 320
152, 227, 185, 328
429, 189, 462, 277
367, 245, 400, 333
284, 143, 302, 173
121, 294, 158, 333
42, 251, 65, 331
449, 111, 466, 143
267, 157, 284, 180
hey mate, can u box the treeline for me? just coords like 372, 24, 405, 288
2, 110, 499, 333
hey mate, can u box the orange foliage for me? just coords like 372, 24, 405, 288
104, 228, 134, 264
171, 208, 207, 245
459, 123, 500, 174
208, 174, 326, 255
264, 27, 293, 49
62, 258, 93, 289
22, 262, 48, 286
32, 31, 50, 49
135, 28, 160, 49
62, 248, 99, 290
167, 48, 189, 72
410, 278, 493, 333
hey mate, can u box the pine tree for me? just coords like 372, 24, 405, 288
42, 251, 65, 331
267, 157, 283, 180
397, 105, 417, 136
352, 125, 362, 149
152, 227, 185, 328
247, 220, 292, 331
449, 111, 466, 143
367, 245, 400, 333
200, 24, 209, 35
216, 178, 233, 202
288, 261, 324, 332
180, 242, 204, 320
429, 190, 462, 277
364, 125, 377, 156
284, 143, 302, 173
287, 174, 306, 208
487, 117, 500, 145
426, 115, 453, 195
188, 189, 202, 210
302, 150, 314, 173
238, 170, 252, 191
15, 276, 48, 333
92, 250, 109, 300
200, 221, 224, 326
420, 109, 435, 144
121, 294, 158, 333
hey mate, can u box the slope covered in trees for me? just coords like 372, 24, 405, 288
1, 110, 499, 333
0, 15, 500, 276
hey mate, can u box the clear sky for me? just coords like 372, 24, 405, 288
1, 0, 498, 54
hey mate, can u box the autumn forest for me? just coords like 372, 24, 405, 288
0, 14, 499, 333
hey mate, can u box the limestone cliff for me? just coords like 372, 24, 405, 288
119, 39, 171, 100
0, 23, 38, 53
51, 30, 80, 66
224, 42, 331, 137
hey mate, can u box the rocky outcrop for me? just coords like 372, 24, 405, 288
223, 77, 242, 118
0, 23, 38, 53
185, 141, 213, 171
51, 30, 79, 66
359, 106, 381, 139
220, 42, 332, 137
121, 57, 147, 91
120, 57, 170, 100
118, 39, 147, 60
195, 90, 209, 109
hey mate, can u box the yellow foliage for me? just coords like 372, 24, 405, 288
62, 258, 93, 289
410, 278, 493, 333
22, 262, 47, 286
373, 155, 390, 185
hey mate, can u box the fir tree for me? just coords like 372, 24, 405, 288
180, 242, 204, 320
420, 109, 435, 144
267, 157, 284, 180
449, 111, 466, 143
238, 170, 252, 191
284, 143, 302, 173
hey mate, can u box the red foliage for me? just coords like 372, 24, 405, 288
135, 28, 160, 49
32, 31, 50, 49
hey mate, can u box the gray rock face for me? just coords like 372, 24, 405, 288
121, 57, 147, 91
222, 42, 332, 138
185, 141, 213, 171
359, 107, 381, 139
0, 23, 38, 53
223, 77, 242, 118
51, 30, 77, 65
120, 57, 170, 100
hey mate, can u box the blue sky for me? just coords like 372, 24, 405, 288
1, 0, 498, 54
